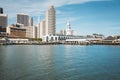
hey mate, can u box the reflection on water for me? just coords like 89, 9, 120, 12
0, 45, 120, 80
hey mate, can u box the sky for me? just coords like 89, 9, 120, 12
0, 0, 120, 36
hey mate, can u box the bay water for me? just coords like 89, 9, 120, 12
0, 45, 120, 80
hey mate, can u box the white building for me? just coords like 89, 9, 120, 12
7, 38, 29, 43
45, 5, 56, 35
42, 34, 84, 42
37, 5, 56, 38
40, 20, 46, 38
26, 26, 37, 38
37, 19, 46, 38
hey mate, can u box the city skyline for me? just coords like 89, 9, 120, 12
0, 0, 120, 36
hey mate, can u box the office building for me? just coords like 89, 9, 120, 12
7, 24, 26, 38
45, 5, 56, 35
17, 13, 29, 26
0, 14, 7, 32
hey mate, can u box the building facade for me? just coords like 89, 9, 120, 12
7, 24, 37, 38
42, 34, 84, 42
0, 14, 7, 32
7, 25, 26, 38
17, 13, 29, 26
26, 26, 37, 38
45, 5, 56, 35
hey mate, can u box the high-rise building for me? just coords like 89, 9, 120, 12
40, 20, 46, 38
26, 26, 37, 38
29, 17, 33, 26
37, 20, 46, 38
45, 5, 56, 35
17, 13, 29, 26
0, 14, 7, 32
0, 8, 3, 14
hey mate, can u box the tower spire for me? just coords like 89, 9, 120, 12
66, 19, 72, 35
66, 19, 71, 29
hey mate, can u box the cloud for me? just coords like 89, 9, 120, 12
0, 0, 110, 25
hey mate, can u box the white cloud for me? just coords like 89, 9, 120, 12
0, 0, 109, 25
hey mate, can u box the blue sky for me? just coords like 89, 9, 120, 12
0, 0, 120, 36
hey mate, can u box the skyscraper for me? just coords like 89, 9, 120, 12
0, 8, 3, 14
17, 13, 29, 26
45, 5, 56, 35
0, 14, 7, 32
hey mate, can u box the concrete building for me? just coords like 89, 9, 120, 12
0, 8, 3, 14
17, 13, 29, 26
7, 25, 26, 38
26, 26, 37, 38
7, 24, 37, 38
0, 14, 7, 32
45, 5, 56, 35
